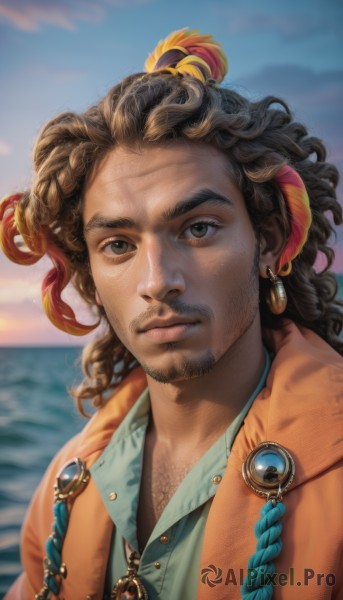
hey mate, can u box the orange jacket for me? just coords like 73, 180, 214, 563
5, 321, 343, 599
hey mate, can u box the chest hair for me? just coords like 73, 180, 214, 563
137, 445, 197, 550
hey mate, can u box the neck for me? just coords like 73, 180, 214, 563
146, 318, 266, 452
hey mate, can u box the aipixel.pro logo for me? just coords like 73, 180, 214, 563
201, 564, 223, 587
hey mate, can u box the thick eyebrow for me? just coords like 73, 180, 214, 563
161, 188, 234, 221
84, 216, 134, 235
84, 188, 234, 235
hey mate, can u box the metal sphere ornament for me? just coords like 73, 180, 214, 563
242, 441, 295, 501
54, 457, 90, 502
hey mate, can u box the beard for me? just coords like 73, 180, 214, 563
138, 348, 217, 384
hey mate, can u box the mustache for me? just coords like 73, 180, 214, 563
129, 300, 214, 334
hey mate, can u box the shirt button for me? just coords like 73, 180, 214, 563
211, 475, 222, 485
154, 562, 161, 569
159, 534, 169, 544
109, 491, 117, 501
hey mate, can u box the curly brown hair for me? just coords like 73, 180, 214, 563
7, 72, 343, 413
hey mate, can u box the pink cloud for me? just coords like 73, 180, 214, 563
0, 310, 100, 346
0, 140, 13, 156
0, 251, 101, 345
0, 293, 100, 346
0, 3, 81, 31
0, 0, 154, 32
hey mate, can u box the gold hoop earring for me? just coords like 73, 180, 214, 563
265, 266, 287, 315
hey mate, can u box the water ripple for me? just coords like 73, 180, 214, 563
0, 347, 84, 597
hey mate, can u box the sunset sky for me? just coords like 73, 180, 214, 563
0, 0, 342, 346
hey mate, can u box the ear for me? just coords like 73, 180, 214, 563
95, 289, 103, 306
258, 214, 287, 279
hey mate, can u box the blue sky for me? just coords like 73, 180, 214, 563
0, 0, 342, 345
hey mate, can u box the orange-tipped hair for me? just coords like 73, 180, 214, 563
0, 193, 98, 336
274, 165, 312, 276
42, 241, 99, 336
144, 27, 228, 85
0, 194, 44, 264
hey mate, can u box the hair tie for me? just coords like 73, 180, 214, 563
144, 27, 228, 85
273, 165, 312, 276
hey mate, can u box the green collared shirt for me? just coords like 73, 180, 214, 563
91, 351, 270, 599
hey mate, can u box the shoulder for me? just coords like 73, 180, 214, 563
32, 365, 148, 502
14, 366, 147, 596
233, 320, 342, 486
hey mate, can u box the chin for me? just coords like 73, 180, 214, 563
138, 350, 216, 384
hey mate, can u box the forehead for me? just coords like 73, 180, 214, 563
83, 141, 240, 220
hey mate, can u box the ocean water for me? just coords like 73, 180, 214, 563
0, 275, 342, 597
0, 347, 85, 597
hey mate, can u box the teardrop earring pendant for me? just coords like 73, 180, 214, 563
265, 266, 287, 315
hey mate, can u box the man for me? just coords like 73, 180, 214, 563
1, 28, 342, 600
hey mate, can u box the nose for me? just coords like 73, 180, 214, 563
136, 237, 186, 302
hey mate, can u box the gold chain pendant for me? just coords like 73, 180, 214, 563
111, 552, 149, 600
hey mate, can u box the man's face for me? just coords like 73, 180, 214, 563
83, 142, 260, 383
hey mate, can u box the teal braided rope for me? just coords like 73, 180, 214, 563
241, 500, 286, 600
43, 501, 69, 595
